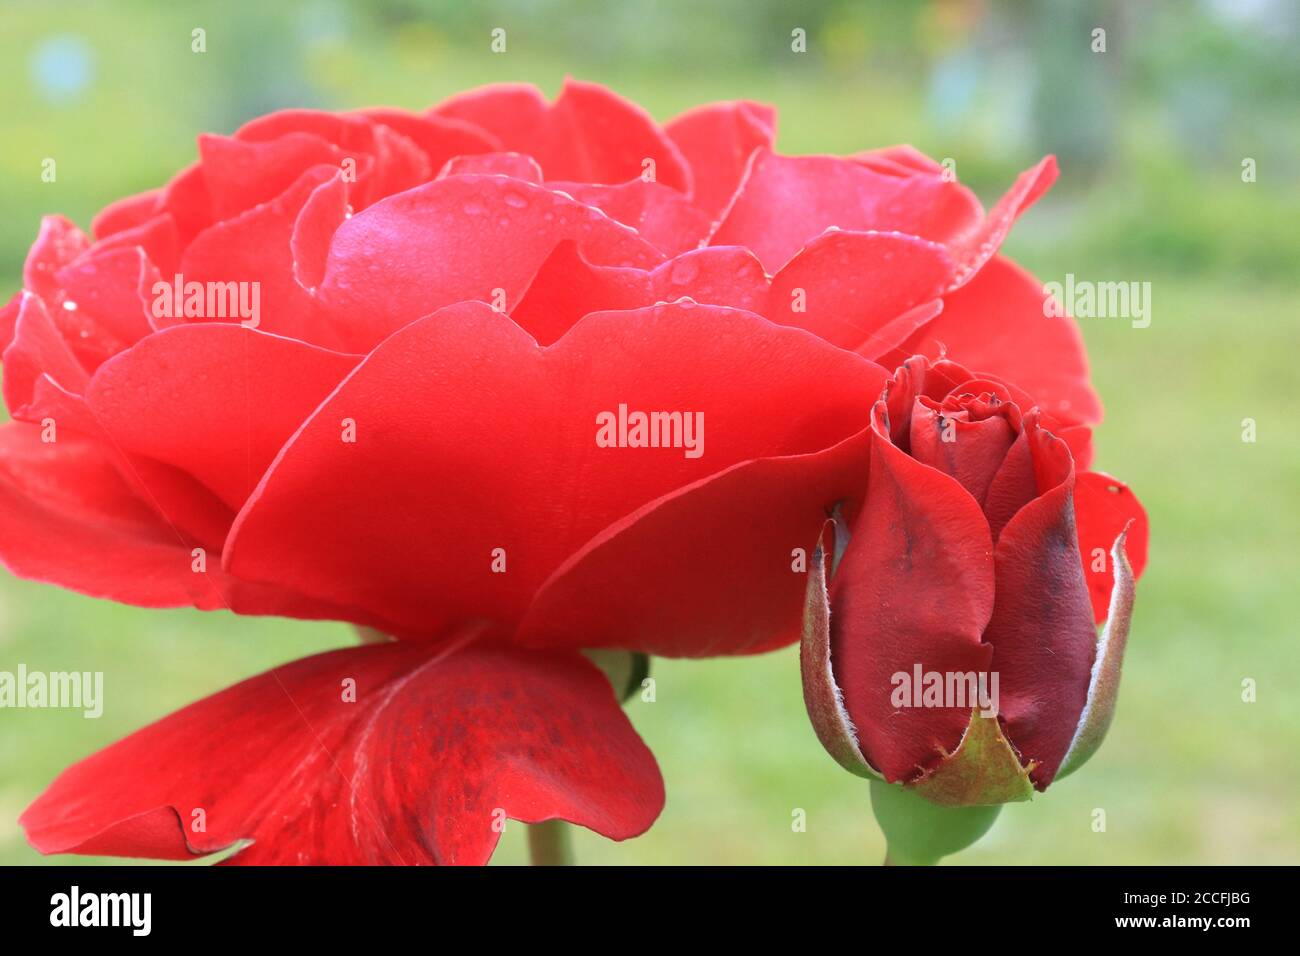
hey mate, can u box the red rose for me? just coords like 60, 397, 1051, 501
802, 356, 1148, 805
5, 81, 1100, 864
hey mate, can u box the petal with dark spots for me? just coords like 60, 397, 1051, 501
20, 642, 663, 865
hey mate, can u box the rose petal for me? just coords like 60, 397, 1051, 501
2, 294, 88, 417
765, 230, 953, 350
547, 179, 711, 257
88, 212, 181, 276
23, 215, 90, 300
290, 170, 351, 294
945, 156, 1057, 290
316, 175, 664, 351
86, 323, 360, 509
180, 164, 342, 345
233, 109, 432, 207
513, 242, 768, 346
909, 397, 1019, 506
155, 164, 215, 245
665, 100, 776, 221
438, 151, 543, 182
0, 424, 216, 606
983, 417, 1098, 788
361, 108, 502, 168
91, 190, 163, 240
20, 641, 664, 865
855, 299, 946, 360
431, 82, 549, 152
0, 295, 19, 353
518, 424, 879, 658
9, 371, 245, 553
434, 79, 691, 192
981, 427, 1039, 540
226, 300, 882, 637
710, 149, 984, 272
0, 423, 359, 621
54, 247, 155, 348
1074, 470, 1149, 622
828, 396, 997, 782
851, 144, 946, 177
901, 256, 1100, 425
197, 132, 347, 220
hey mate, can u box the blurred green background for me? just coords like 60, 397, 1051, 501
1, 0, 1297, 865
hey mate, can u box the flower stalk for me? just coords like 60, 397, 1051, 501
527, 820, 575, 866
869, 777, 1000, 865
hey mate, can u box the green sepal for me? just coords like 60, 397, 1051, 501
799, 522, 877, 779
909, 709, 1035, 807
1057, 524, 1137, 780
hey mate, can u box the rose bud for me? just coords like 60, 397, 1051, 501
801, 356, 1147, 858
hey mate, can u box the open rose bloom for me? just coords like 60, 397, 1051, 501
1, 80, 1144, 864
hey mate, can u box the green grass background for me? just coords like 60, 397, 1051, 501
1, 0, 1297, 865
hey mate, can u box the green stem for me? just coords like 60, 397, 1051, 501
870, 777, 1000, 866
527, 820, 575, 866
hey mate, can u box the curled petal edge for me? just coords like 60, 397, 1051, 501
1056, 522, 1138, 780
799, 520, 878, 779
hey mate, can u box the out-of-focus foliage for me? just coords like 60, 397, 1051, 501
2, 0, 1297, 281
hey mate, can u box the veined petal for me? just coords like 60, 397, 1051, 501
20, 641, 663, 865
